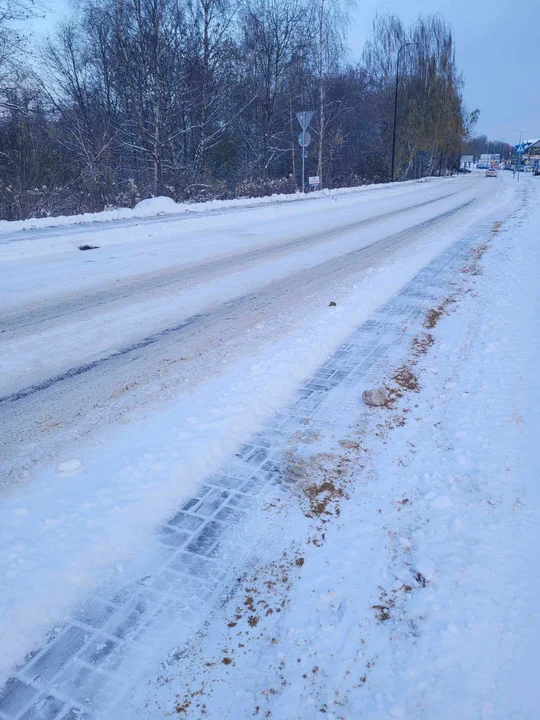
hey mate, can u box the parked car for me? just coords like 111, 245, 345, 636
485, 168, 498, 177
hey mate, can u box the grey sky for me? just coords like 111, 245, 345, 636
36, 0, 537, 144
348, 0, 538, 144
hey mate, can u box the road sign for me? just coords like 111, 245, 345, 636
296, 111, 314, 130
298, 131, 311, 147
297, 110, 315, 194
309, 175, 320, 186
516, 144, 525, 154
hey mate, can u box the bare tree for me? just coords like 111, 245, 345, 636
241, 0, 308, 177
0, 1, 480, 219
311, 0, 351, 187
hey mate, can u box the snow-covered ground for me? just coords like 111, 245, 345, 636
1, 173, 538, 719
131, 177, 539, 720
0, 175, 497, 485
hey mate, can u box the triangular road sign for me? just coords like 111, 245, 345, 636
296, 111, 314, 130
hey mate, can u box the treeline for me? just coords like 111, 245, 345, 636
0, 0, 474, 219
463, 135, 513, 160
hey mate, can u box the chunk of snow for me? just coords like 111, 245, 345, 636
416, 560, 435, 582
134, 196, 179, 215
430, 495, 453, 509
58, 459, 82, 473
362, 386, 388, 406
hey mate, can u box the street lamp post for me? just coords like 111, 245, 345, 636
516, 130, 524, 182
391, 42, 417, 183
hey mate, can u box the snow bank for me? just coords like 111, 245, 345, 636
133, 196, 179, 214
0, 178, 437, 234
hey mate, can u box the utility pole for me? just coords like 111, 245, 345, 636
457, 120, 463, 174
391, 42, 417, 182
516, 130, 524, 182
302, 136, 306, 194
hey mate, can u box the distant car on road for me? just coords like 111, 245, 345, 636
485, 168, 498, 177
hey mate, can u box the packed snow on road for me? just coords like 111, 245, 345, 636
0, 173, 538, 720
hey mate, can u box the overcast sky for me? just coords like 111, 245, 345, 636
36, 0, 537, 144
348, 0, 538, 144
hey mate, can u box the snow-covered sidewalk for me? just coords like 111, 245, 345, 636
123, 178, 540, 719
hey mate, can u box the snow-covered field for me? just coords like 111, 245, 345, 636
1, 173, 538, 719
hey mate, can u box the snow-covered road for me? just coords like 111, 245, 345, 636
2, 175, 495, 483
2, 172, 535, 720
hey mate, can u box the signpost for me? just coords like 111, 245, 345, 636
308, 175, 320, 189
296, 111, 314, 193
516, 143, 525, 183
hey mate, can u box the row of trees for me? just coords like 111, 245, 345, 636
0, 0, 477, 219
463, 135, 513, 160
